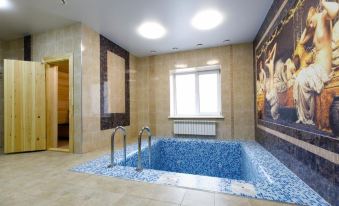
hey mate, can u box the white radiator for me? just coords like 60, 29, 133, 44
173, 120, 216, 136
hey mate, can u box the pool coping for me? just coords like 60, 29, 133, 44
71, 137, 330, 206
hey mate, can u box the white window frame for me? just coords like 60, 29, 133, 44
169, 65, 223, 118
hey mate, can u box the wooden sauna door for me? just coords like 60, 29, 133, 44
4, 60, 46, 153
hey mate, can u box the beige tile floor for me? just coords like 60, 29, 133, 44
0, 146, 293, 206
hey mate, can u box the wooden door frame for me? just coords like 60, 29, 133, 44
43, 53, 74, 153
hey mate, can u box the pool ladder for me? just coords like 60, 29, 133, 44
107, 126, 152, 171
108, 126, 127, 167
136, 126, 152, 172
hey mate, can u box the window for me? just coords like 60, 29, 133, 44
170, 65, 222, 118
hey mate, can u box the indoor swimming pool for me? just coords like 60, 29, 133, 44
72, 138, 329, 206
123, 139, 249, 180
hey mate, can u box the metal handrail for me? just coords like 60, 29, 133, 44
108, 126, 127, 167
136, 126, 152, 172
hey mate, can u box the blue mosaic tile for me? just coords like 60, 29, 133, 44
256, 128, 338, 206
123, 139, 243, 179
71, 137, 330, 206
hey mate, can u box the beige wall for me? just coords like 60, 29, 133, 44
232, 44, 255, 139
0, 41, 3, 148
81, 25, 139, 153
0, 40, 3, 71
31, 23, 83, 153
80, 38, 255, 152
0, 24, 83, 152
135, 57, 151, 129
1, 38, 24, 60
0, 23, 255, 153
136, 44, 255, 139
106, 51, 126, 113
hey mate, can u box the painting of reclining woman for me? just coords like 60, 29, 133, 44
256, 0, 339, 137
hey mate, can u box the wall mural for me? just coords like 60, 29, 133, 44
256, 0, 339, 137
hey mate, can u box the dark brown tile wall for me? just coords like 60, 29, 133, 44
24, 35, 31, 61
100, 35, 130, 130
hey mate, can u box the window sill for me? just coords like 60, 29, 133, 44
168, 116, 224, 119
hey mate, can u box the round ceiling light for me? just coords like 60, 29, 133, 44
0, 0, 12, 10
137, 22, 166, 39
191, 10, 223, 30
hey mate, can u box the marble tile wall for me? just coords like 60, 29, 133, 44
99, 35, 130, 130
80, 33, 255, 152
232, 44, 256, 139
81, 25, 138, 153
1, 38, 24, 60
136, 44, 255, 139
0, 24, 255, 152
0, 40, 3, 70
0, 24, 137, 153
0, 40, 3, 148
135, 57, 151, 130
31, 23, 83, 153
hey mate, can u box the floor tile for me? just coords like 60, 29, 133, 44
215, 193, 251, 206
0, 147, 287, 206
181, 190, 215, 206
113, 194, 151, 206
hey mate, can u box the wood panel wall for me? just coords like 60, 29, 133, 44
58, 71, 69, 124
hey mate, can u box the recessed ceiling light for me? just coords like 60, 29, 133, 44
175, 64, 187, 68
207, 59, 219, 65
137, 22, 166, 39
191, 10, 223, 30
0, 0, 12, 10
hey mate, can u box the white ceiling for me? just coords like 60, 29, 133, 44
0, 0, 273, 56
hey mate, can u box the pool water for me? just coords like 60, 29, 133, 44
72, 137, 329, 206
123, 140, 244, 179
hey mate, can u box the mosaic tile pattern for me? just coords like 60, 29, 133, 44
254, 1, 338, 205
259, 119, 338, 153
72, 137, 329, 206
123, 139, 243, 179
254, 0, 297, 46
256, 128, 339, 206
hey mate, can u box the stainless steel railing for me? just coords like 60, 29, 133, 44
136, 126, 152, 172
108, 126, 127, 167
